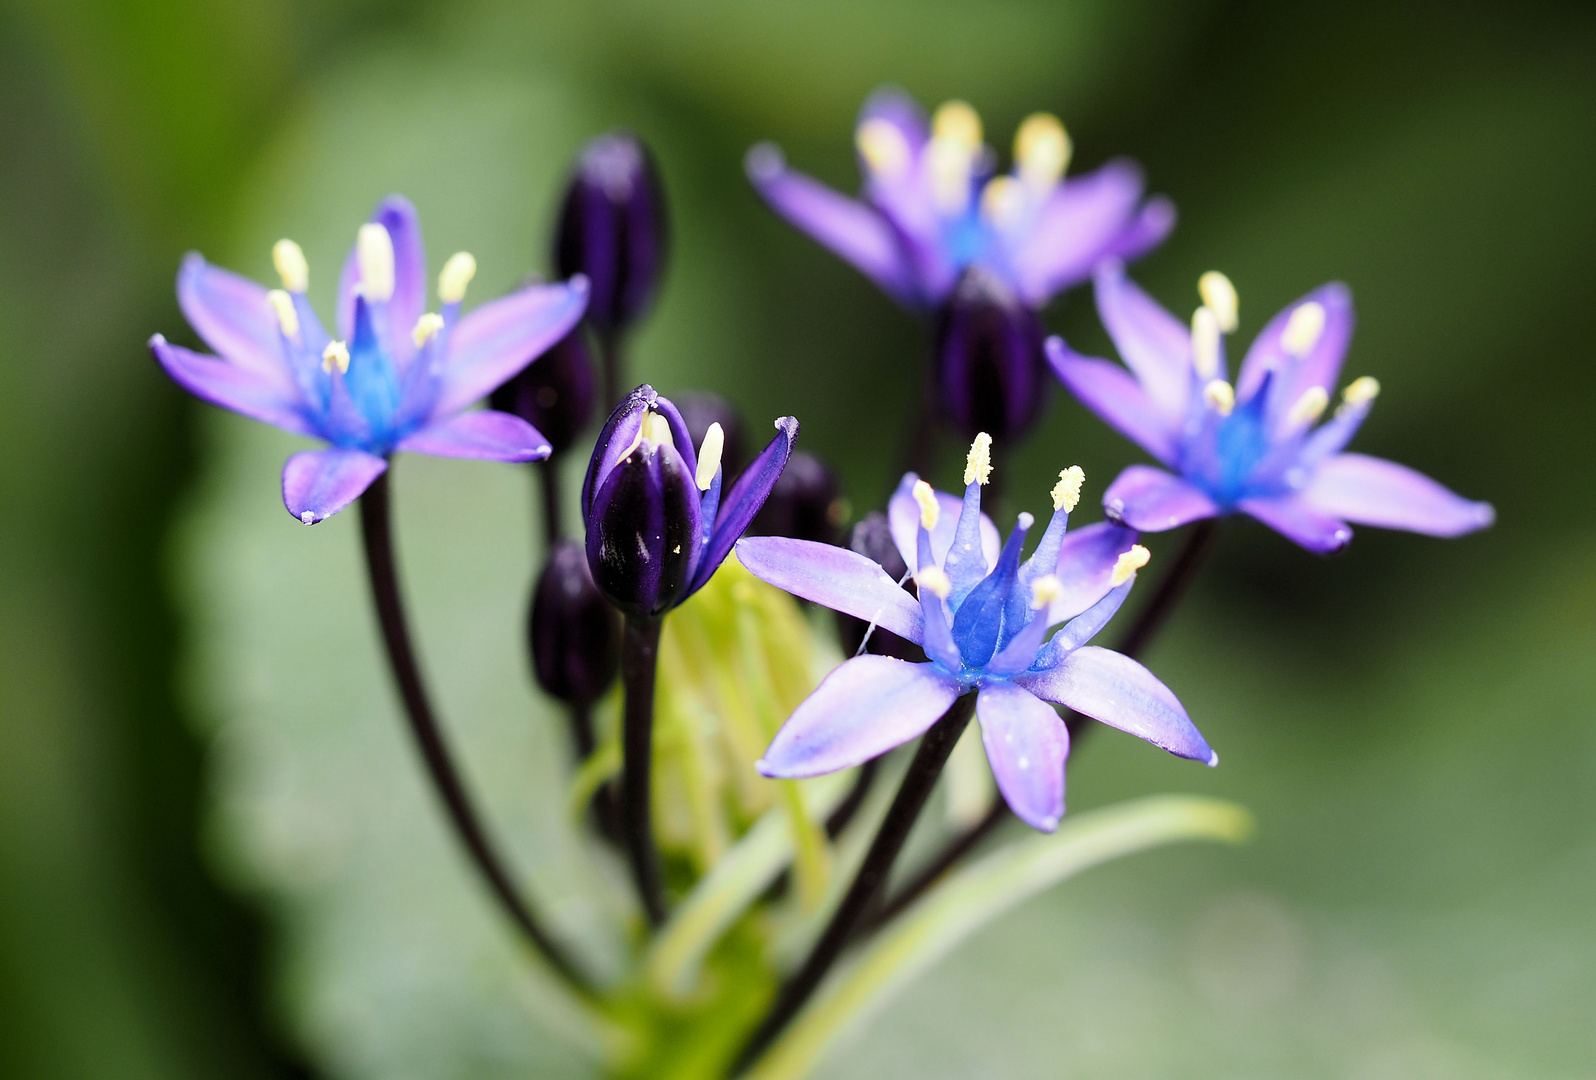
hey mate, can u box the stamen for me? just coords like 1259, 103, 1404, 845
1281, 300, 1326, 356
272, 239, 308, 293
931, 100, 982, 149
1192, 306, 1222, 379
926, 138, 973, 214
694, 422, 724, 491
855, 118, 911, 179
266, 289, 299, 338
1203, 379, 1235, 416
641, 411, 675, 449
1342, 375, 1380, 406
1051, 465, 1084, 512
964, 432, 993, 487
356, 223, 395, 303
1198, 271, 1238, 333
979, 176, 1026, 229
912, 480, 940, 530
1110, 544, 1151, 586
916, 565, 953, 599
1286, 386, 1329, 427
321, 340, 350, 375
1014, 112, 1069, 191
411, 312, 444, 348
1030, 573, 1063, 610
438, 252, 477, 304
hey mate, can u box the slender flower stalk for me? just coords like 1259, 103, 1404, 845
621, 615, 668, 925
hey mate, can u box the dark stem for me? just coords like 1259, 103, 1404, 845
729, 693, 977, 1076
357, 471, 594, 997
599, 328, 625, 410
620, 614, 668, 926
567, 700, 596, 760
537, 456, 563, 546
824, 757, 879, 839
857, 795, 1006, 936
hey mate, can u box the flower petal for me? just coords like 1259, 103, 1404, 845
689, 416, 799, 595
281, 448, 388, 525
1104, 194, 1176, 264
757, 657, 960, 778
976, 682, 1069, 832
1301, 452, 1494, 537
176, 254, 296, 391
1046, 522, 1141, 624
735, 536, 924, 643
150, 335, 316, 437
1031, 580, 1133, 669
888, 473, 1001, 575
1093, 259, 1191, 417
1013, 161, 1161, 307
395, 408, 551, 462
1235, 282, 1354, 408
1047, 338, 1180, 466
1103, 465, 1220, 532
1015, 645, 1213, 764
1236, 492, 1352, 553
433, 277, 590, 416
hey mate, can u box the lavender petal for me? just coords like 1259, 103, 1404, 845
976, 682, 1070, 832
395, 409, 551, 462
688, 416, 799, 596
1103, 465, 1221, 532
150, 335, 315, 438
1301, 452, 1494, 537
1046, 521, 1141, 624
887, 473, 1000, 575
735, 536, 925, 644
176, 254, 296, 392
1235, 282, 1354, 408
281, 447, 388, 525
1236, 492, 1352, 553
433, 277, 590, 416
1092, 259, 1192, 417
1047, 338, 1180, 466
1012, 161, 1157, 307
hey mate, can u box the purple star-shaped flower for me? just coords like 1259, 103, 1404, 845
746, 89, 1173, 313
736, 439, 1214, 832
1049, 262, 1495, 552
150, 195, 589, 524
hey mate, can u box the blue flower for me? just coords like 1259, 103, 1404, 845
151, 196, 589, 523
1049, 263, 1496, 552
736, 437, 1215, 832
746, 89, 1172, 313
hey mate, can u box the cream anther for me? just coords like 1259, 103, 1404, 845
438, 252, 476, 304
932, 100, 982, 149
266, 289, 299, 338
979, 176, 1026, 229
855, 118, 911, 179
411, 312, 444, 348
272, 239, 308, 293
1192, 306, 1222, 379
1111, 544, 1151, 586
1030, 574, 1064, 610
356, 223, 395, 302
927, 138, 973, 214
321, 340, 350, 375
964, 432, 993, 487
912, 480, 940, 530
1281, 301, 1326, 356
1286, 386, 1329, 427
1052, 465, 1084, 512
1342, 375, 1381, 406
641, 411, 675, 450
1198, 271, 1238, 333
1203, 379, 1235, 416
917, 566, 952, 600
1014, 112, 1069, 190
695, 422, 724, 491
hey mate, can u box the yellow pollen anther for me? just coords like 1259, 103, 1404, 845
912, 480, 940, 530
979, 176, 1026, 229
1282, 300, 1326, 356
1286, 386, 1329, 427
1192, 306, 1222, 379
917, 566, 952, 600
855, 118, 911, 179
1342, 375, 1381, 406
926, 138, 973, 214
1014, 112, 1069, 190
1052, 465, 1084, 512
932, 100, 982, 149
438, 252, 476, 304
321, 340, 350, 375
272, 239, 308, 293
641, 411, 675, 450
1198, 271, 1238, 333
1031, 573, 1064, 610
695, 422, 724, 492
964, 432, 993, 487
411, 312, 444, 348
266, 289, 299, 338
1203, 379, 1235, 416
356, 223, 395, 303
1111, 544, 1151, 586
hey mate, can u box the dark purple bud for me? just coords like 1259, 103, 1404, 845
748, 450, 846, 546
932, 266, 1048, 442
835, 511, 926, 663
675, 392, 747, 477
554, 132, 668, 335
489, 326, 597, 457
530, 539, 622, 706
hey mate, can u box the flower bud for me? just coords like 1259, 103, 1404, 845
530, 539, 622, 707
674, 391, 747, 478
932, 266, 1047, 442
748, 450, 846, 546
834, 511, 926, 663
489, 326, 597, 457
554, 131, 668, 335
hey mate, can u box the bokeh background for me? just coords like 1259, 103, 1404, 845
2, 0, 1594, 1077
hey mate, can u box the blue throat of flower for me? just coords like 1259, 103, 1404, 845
1182, 371, 1285, 508
339, 296, 405, 451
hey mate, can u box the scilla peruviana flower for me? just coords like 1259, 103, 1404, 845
1048, 262, 1495, 552
150, 196, 589, 523
736, 436, 1215, 832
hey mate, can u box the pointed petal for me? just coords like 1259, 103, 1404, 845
1103, 194, 1176, 263
1237, 492, 1352, 553
1047, 522, 1141, 624
1236, 282, 1354, 406
689, 416, 799, 595
858, 86, 930, 152
176, 254, 295, 390
888, 473, 1000, 574
150, 335, 316, 438
395, 409, 550, 462
735, 536, 924, 643
1015, 646, 1212, 764
1103, 465, 1220, 532
1013, 161, 1160, 306
433, 278, 590, 415
757, 657, 960, 778
281, 448, 387, 524
372, 195, 428, 350
943, 480, 991, 602
1093, 259, 1191, 417
1047, 339, 1180, 466
1301, 453, 1494, 537
976, 682, 1069, 832
1041, 580, 1133, 662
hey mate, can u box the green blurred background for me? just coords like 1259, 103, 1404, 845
2, 0, 1594, 1077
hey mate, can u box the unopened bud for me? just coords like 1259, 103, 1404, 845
554, 131, 668, 334
530, 539, 622, 707
488, 326, 597, 457
933, 267, 1047, 441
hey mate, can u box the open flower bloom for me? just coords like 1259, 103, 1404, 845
151, 196, 590, 524
1048, 262, 1495, 552
737, 438, 1215, 832
746, 89, 1173, 313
